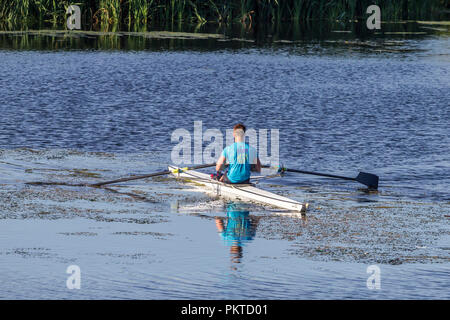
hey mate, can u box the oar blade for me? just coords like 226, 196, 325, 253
356, 172, 379, 190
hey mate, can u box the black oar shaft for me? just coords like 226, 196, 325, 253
91, 163, 215, 187
262, 165, 378, 189
285, 168, 355, 181
91, 171, 170, 187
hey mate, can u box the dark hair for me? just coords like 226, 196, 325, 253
233, 123, 246, 132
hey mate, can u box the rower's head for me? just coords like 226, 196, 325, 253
233, 123, 246, 142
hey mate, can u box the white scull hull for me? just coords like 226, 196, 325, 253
169, 166, 307, 213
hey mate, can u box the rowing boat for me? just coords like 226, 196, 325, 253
169, 165, 308, 213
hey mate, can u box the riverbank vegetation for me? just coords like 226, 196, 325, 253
0, 0, 448, 27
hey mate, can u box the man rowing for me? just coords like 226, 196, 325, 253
215, 123, 261, 184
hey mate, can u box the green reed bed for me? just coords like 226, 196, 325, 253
0, 0, 447, 27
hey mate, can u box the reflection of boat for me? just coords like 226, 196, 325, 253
169, 166, 308, 213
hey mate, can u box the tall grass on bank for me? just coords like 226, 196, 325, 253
0, 0, 448, 27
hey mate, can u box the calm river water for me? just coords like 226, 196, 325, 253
0, 22, 449, 299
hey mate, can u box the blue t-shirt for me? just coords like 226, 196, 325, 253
219, 207, 255, 247
221, 142, 257, 183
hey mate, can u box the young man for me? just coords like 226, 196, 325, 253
215, 123, 261, 184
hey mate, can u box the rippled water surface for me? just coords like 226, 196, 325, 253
0, 24, 449, 299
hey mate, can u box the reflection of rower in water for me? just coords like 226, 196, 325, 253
215, 202, 259, 264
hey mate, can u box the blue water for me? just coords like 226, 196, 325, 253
0, 215, 449, 300
0, 45, 449, 201
0, 28, 449, 299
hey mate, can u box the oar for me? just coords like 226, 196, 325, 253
90, 163, 216, 187
262, 165, 379, 190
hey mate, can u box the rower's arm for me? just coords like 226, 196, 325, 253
215, 218, 224, 232
216, 155, 226, 172
251, 158, 262, 173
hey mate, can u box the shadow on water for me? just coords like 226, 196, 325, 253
0, 19, 448, 51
